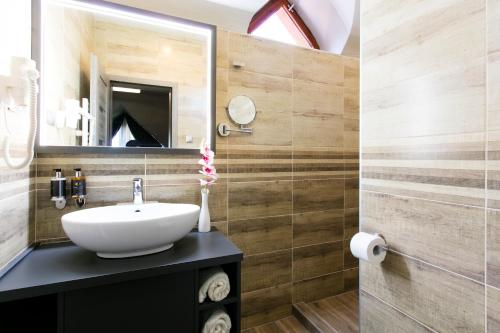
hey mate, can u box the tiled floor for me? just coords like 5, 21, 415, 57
242, 315, 310, 333
244, 290, 359, 333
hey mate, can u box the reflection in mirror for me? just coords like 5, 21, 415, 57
38, 0, 214, 150
227, 95, 256, 125
110, 81, 172, 148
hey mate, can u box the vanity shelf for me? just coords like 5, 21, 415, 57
198, 296, 239, 311
0, 232, 242, 333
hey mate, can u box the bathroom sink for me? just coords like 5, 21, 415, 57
61, 203, 200, 258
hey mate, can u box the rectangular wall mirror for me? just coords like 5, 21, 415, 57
34, 0, 216, 153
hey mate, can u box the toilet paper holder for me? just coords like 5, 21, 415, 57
374, 233, 390, 252
350, 232, 390, 263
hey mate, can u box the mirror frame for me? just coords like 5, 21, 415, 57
32, 0, 216, 155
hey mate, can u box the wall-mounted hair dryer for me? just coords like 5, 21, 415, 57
0, 56, 39, 169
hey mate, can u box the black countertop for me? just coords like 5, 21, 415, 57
0, 232, 242, 303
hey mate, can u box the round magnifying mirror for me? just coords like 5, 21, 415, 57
227, 95, 256, 125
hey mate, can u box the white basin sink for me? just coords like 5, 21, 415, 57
62, 203, 200, 258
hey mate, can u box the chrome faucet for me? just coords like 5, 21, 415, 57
133, 178, 143, 205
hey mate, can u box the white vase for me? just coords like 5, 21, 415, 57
198, 189, 211, 232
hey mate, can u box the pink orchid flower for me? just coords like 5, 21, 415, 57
199, 141, 217, 192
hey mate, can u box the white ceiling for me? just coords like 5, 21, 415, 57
203, 0, 267, 12
107, 0, 359, 56
204, 0, 359, 56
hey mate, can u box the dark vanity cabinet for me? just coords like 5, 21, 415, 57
0, 232, 242, 333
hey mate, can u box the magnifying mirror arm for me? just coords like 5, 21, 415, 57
217, 123, 253, 137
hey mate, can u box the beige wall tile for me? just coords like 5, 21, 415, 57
362, 191, 484, 281
0, 191, 33, 268
360, 291, 433, 333
488, 286, 500, 332
488, 209, 500, 287
362, 1, 485, 92
360, 253, 485, 332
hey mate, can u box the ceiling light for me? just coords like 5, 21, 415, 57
112, 87, 141, 94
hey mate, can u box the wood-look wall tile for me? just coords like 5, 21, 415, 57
242, 283, 292, 330
211, 221, 228, 236
360, 253, 485, 332
227, 145, 292, 182
216, 29, 228, 69
344, 87, 359, 120
361, 191, 484, 281
228, 181, 292, 220
360, 291, 433, 333
229, 215, 292, 256
487, 209, 500, 287
293, 241, 343, 281
227, 70, 292, 146
344, 240, 358, 269
344, 148, 359, 179
293, 48, 344, 85
343, 268, 358, 292
293, 271, 344, 303
216, 67, 230, 146
343, 57, 359, 89
36, 186, 133, 241
145, 153, 224, 186
292, 147, 345, 180
228, 32, 293, 78
36, 154, 145, 189
488, 286, 500, 332
344, 207, 359, 240
344, 178, 359, 209
292, 79, 343, 148
146, 182, 227, 223
292, 209, 343, 248
293, 179, 344, 214
242, 250, 292, 292
343, 118, 359, 149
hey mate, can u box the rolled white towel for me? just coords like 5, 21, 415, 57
202, 309, 232, 333
199, 267, 230, 303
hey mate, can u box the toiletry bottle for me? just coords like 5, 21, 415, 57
71, 168, 87, 207
50, 169, 67, 209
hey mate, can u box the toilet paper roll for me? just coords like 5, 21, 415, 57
350, 232, 387, 263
